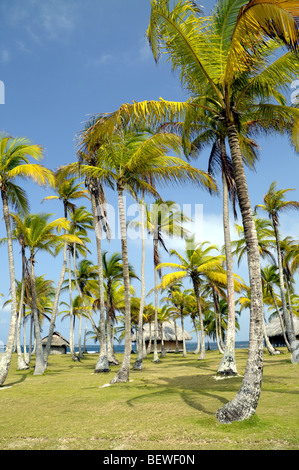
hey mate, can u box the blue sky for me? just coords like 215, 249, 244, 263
0, 0, 298, 346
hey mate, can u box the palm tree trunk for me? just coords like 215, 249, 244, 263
273, 222, 297, 356
147, 322, 152, 354
17, 245, 29, 370
134, 193, 146, 370
44, 242, 68, 363
30, 258, 46, 376
217, 169, 237, 374
212, 287, 224, 355
0, 190, 19, 385
181, 311, 187, 357
216, 123, 264, 423
263, 316, 280, 355
89, 188, 110, 373
153, 239, 161, 364
192, 318, 200, 354
23, 312, 29, 365
174, 319, 179, 353
111, 186, 131, 383
192, 279, 205, 359
106, 282, 119, 365
68, 248, 79, 362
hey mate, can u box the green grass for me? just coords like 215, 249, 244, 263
0, 348, 298, 450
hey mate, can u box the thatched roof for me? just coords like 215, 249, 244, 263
42, 331, 70, 347
132, 320, 192, 342
265, 315, 299, 338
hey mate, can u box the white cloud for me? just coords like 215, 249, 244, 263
2, 0, 78, 43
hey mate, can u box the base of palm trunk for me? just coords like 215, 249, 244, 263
17, 357, 30, 371
110, 365, 130, 383
33, 361, 46, 376
94, 354, 110, 373
217, 353, 238, 377
108, 355, 120, 366
133, 358, 143, 370
216, 381, 261, 424
198, 352, 205, 360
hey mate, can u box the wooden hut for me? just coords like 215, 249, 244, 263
132, 320, 192, 353
42, 331, 70, 355
265, 316, 299, 347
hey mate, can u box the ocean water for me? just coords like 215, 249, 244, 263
13, 341, 249, 355
72, 341, 250, 354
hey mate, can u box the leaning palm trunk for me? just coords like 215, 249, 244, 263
89, 185, 110, 373
217, 171, 237, 374
216, 124, 264, 424
111, 186, 132, 383
134, 194, 146, 370
273, 222, 297, 356
0, 191, 19, 385
270, 289, 291, 351
263, 317, 280, 355
30, 260, 46, 376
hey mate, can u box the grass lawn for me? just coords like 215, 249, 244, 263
0, 348, 298, 450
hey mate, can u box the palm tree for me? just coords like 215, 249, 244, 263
146, 199, 190, 363
11, 212, 82, 375
42, 175, 90, 361
170, 288, 194, 357
86, 0, 299, 422
255, 181, 299, 359
232, 217, 276, 266
65, 128, 215, 382
102, 251, 137, 365
133, 193, 147, 370
0, 136, 53, 385
156, 236, 228, 359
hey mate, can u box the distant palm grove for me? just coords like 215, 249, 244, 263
0, 0, 299, 425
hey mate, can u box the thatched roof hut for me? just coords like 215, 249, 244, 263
42, 331, 70, 355
265, 316, 299, 347
132, 320, 192, 353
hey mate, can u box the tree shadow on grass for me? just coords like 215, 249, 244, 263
2, 373, 27, 388
126, 373, 242, 416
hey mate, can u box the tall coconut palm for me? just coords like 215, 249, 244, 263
0, 136, 54, 385
11, 212, 82, 375
64, 129, 216, 382
255, 181, 299, 358
42, 175, 89, 362
147, 0, 299, 423
86, 0, 299, 421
